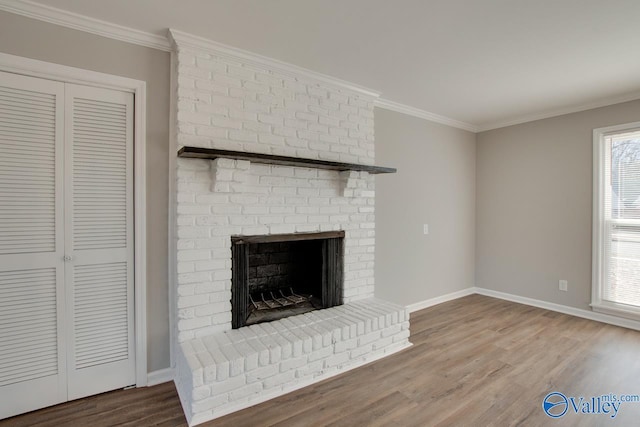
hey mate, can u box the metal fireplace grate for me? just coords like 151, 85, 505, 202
249, 288, 311, 310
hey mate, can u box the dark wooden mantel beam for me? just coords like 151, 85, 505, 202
177, 146, 397, 174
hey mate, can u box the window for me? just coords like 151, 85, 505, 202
593, 122, 640, 319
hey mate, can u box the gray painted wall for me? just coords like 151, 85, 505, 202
375, 108, 476, 306
476, 99, 640, 310
0, 11, 171, 372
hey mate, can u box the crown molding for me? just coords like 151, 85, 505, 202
0, 0, 171, 51
478, 90, 640, 132
168, 29, 381, 100
374, 98, 478, 132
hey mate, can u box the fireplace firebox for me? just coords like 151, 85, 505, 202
231, 231, 344, 328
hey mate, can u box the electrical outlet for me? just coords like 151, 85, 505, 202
423, 224, 429, 235
559, 280, 568, 292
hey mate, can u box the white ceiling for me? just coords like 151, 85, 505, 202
22, 0, 640, 130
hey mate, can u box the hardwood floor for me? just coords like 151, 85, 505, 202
3, 294, 640, 426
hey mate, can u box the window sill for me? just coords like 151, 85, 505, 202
591, 301, 640, 322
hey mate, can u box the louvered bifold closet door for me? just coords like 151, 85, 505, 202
0, 71, 66, 419
64, 84, 135, 400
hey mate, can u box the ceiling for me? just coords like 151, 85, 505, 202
23, 0, 640, 130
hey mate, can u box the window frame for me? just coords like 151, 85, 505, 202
592, 121, 640, 320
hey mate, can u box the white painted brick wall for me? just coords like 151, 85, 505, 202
176, 156, 376, 341
170, 34, 409, 426
173, 37, 379, 342
174, 45, 375, 165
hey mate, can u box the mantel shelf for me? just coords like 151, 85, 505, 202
177, 146, 397, 174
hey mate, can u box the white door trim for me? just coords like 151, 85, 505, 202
167, 51, 177, 370
0, 51, 148, 387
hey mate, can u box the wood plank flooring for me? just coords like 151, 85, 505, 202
2, 294, 640, 426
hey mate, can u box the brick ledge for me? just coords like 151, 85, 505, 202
175, 298, 411, 425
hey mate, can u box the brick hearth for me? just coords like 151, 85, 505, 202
176, 299, 409, 425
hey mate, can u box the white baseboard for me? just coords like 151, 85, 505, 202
405, 286, 640, 331
406, 287, 476, 313
474, 287, 640, 331
147, 367, 174, 386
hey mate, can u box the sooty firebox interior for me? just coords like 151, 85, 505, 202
231, 231, 344, 328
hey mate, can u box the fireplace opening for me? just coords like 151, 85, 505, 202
231, 231, 344, 328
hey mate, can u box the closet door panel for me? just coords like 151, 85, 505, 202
0, 71, 66, 419
65, 84, 135, 400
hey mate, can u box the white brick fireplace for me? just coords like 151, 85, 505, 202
169, 30, 411, 425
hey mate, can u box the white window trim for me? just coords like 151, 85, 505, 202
592, 121, 640, 321
0, 52, 149, 386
